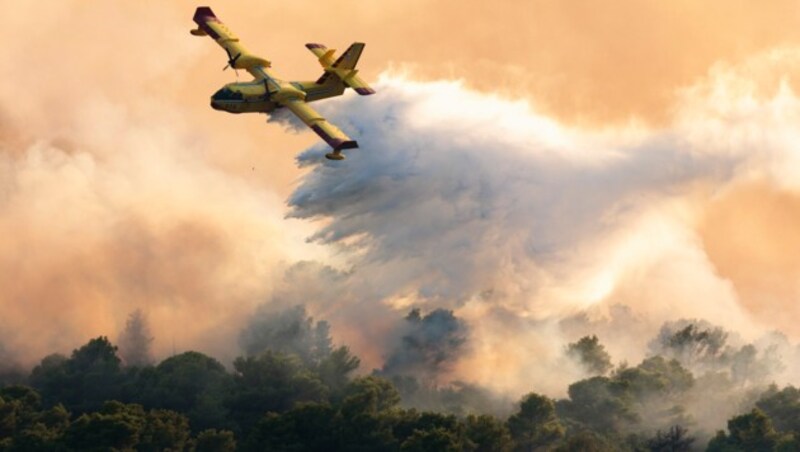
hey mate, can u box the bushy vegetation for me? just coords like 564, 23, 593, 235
0, 307, 797, 451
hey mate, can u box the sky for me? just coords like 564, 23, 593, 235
2, 1, 800, 397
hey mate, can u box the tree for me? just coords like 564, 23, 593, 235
317, 346, 360, 400
226, 351, 328, 432
243, 402, 338, 452
62, 401, 192, 451
437, 381, 509, 417
0, 386, 70, 450
337, 376, 403, 451
194, 429, 236, 452
557, 355, 694, 436
554, 430, 618, 452
644, 425, 694, 452
138, 408, 191, 451
730, 344, 783, 385
756, 385, 800, 434
707, 408, 781, 452
135, 351, 232, 432
507, 393, 565, 451
380, 308, 468, 381
566, 336, 612, 375
27, 354, 68, 407
195, 428, 236, 452
63, 401, 145, 451
614, 356, 693, 399
239, 305, 334, 367
30, 337, 124, 414
0, 386, 43, 430
401, 426, 462, 452
341, 376, 402, 416
556, 377, 636, 434
464, 414, 513, 452
118, 309, 154, 368
649, 321, 729, 372
395, 411, 461, 440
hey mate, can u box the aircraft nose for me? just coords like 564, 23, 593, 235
210, 99, 223, 110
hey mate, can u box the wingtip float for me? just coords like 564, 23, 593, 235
191, 6, 374, 161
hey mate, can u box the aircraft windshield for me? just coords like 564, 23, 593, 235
212, 87, 243, 101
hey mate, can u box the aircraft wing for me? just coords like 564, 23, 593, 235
282, 99, 358, 160
191, 7, 272, 81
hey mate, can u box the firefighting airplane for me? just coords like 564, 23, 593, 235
191, 7, 374, 160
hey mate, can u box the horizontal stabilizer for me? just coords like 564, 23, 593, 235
305, 42, 375, 95
306, 43, 337, 67
347, 75, 376, 95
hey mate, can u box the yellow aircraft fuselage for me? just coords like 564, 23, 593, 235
209, 73, 334, 114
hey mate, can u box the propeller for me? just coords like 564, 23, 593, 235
223, 48, 242, 75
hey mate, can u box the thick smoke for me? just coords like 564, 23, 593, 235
0, 339, 24, 385
239, 304, 332, 363
0, 2, 325, 366
118, 310, 155, 367
4, 4, 800, 424
379, 308, 468, 381
285, 49, 800, 398
289, 76, 734, 321
0, 108, 300, 364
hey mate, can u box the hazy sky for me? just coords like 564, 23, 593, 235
3, 1, 800, 396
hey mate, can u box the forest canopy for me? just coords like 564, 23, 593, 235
0, 306, 798, 451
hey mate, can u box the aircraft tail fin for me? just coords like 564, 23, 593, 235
305, 43, 375, 96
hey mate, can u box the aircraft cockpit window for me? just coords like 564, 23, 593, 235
212, 87, 243, 100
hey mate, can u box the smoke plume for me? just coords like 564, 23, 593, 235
4, 4, 800, 424
118, 310, 155, 367
379, 308, 468, 381
284, 49, 800, 398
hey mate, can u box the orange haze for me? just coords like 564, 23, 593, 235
2, 1, 800, 399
